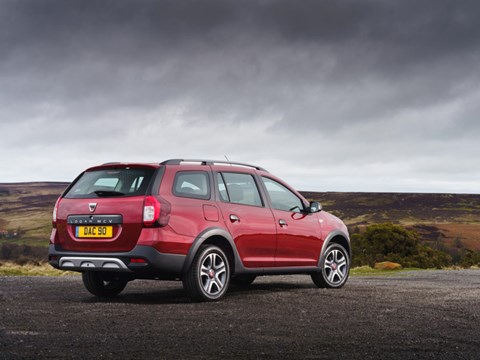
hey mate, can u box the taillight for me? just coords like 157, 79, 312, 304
143, 196, 160, 227
52, 197, 61, 227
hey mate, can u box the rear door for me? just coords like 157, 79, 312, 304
215, 171, 277, 268
56, 165, 156, 252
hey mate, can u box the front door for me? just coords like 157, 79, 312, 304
261, 177, 323, 267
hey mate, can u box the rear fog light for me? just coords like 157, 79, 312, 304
130, 258, 148, 264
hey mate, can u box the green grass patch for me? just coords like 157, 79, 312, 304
350, 266, 423, 276
350, 265, 479, 276
0, 261, 78, 276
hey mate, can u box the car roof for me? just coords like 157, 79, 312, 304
160, 159, 267, 172
88, 159, 268, 173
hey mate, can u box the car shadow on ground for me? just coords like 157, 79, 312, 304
79, 281, 315, 305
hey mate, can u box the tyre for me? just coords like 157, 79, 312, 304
231, 275, 256, 287
311, 243, 350, 289
183, 245, 230, 302
82, 271, 128, 297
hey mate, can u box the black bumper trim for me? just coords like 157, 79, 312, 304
48, 244, 186, 276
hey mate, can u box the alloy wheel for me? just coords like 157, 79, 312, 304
199, 252, 227, 296
323, 248, 348, 286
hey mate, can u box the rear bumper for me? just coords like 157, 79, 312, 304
48, 244, 186, 276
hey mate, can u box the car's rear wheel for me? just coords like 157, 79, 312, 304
183, 245, 230, 302
82, 271, 128, 297
231, 275, 256, 287
311, 243, 350, 288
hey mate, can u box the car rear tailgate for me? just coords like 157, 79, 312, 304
55, 197, 145, 252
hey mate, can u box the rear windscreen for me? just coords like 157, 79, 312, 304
64, 167, 155, 198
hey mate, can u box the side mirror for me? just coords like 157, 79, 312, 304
308, 201, 322, 213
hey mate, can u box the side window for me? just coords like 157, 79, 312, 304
129, 176, 145, 192
173, 171, 210, 200
93, 178, 119, 190
262, 177, 304, 213
218, 172, 263, 207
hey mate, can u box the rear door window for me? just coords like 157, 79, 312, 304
173, 171, 211, 200
65, 167, 155, 198
218, 172, 263, 207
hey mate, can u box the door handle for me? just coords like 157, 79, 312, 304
279, 219, 288, 227
229, 214, 240, 223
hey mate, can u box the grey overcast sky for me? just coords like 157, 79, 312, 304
1, 0, 480, 193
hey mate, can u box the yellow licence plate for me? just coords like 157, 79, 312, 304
76, 226, 113, 238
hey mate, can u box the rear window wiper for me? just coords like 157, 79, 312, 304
93, 190, 125, 197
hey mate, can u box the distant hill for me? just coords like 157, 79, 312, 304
0, 183, 479, 263
0, 182, 69, 263
0, 182, 69, 243
301, 191, 480, 225
301, 191, 480, 253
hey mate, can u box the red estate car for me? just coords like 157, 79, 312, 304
49, 159, 350, 301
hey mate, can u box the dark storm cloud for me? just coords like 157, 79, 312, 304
0, 0, 480, 133
2, 0, 479, 60
263, 1, 480, 57
2, 0, 480, 123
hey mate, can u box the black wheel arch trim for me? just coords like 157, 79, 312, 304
182, 227, 245, 274
317, 230, 351, 268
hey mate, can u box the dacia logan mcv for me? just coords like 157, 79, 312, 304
49, 159, 350, 301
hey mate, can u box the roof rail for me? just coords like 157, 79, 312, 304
160, 159, 268, 172
102, 162, 122, 165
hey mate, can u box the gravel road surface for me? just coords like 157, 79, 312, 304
0, 270, 479, 359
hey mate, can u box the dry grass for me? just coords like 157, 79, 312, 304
374, 261, 403, 270
0, 261, 77, 276
0, 263, 477, 278
350, 266, 428, 276
351, 265, 480, 276
0, 263, 413, 277
436, 223, 480, 251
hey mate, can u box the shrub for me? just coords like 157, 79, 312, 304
352, 223, 452, 269
0, 243, 47, 265
460, 250, 480, 268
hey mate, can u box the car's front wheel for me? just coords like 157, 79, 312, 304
311, 243, 350, 288
183, 245, 230, 302
82, 271, 128, 297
